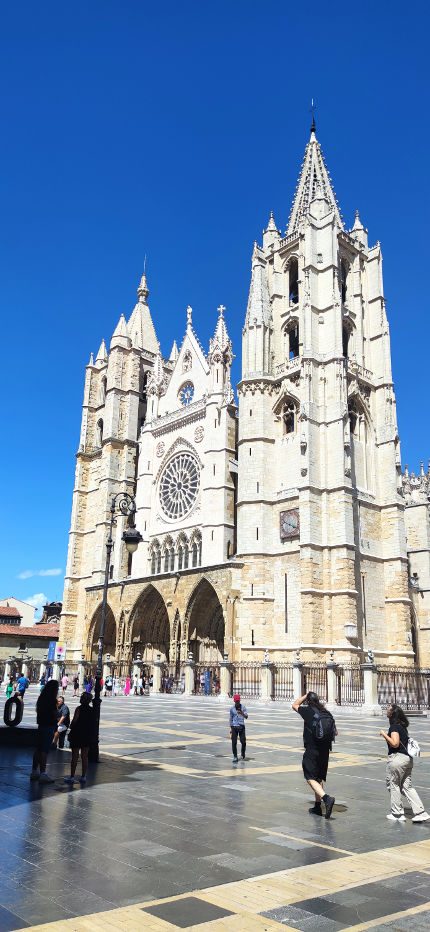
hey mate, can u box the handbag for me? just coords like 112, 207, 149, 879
400, 737, 421, 758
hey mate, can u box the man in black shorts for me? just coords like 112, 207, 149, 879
292, 691, 336, 819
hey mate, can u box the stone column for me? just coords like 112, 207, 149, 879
184, 653, 195, 696
133, 653, 143, 685
22, 661, 29, 678
78, 657, 86, 690
151, 657, 163, 694
53, 663, 60, 681
2, 660, 11, 685
292, 659, 304, 698
326, 662, 338, 707
102, 655, 112, 688
219, 654, 232, 699
260, 659, 273, 703
39, 661, 46, 682
362, 661, 381, 715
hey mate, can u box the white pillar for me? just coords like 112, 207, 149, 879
362, 662, 381, 715
184, 657, 195, 696
219, 657, 232, 699
39, 661, 46, 682
151, 660, 162, 694
260, 662, 273, 702
78, 660, 86, 690
326, 663, 338, 706
53, 663, 60, 681
22, 661, 28, 678
293, 661, 303, 697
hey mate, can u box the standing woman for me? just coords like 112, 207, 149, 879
65, 692, 96, 785
292, 691, 336, 819
30, 679, 59, 783
380, 704, 429, 822
124, 675, 131, 696
229, 694, 248, 763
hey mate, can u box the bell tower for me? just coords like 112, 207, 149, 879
236, 121, 412, 663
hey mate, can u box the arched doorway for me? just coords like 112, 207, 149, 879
129, 584, 170, 663
186, 579, 225, 662
87, 604, 117, 661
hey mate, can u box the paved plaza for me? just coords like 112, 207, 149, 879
0, 691, 430, 930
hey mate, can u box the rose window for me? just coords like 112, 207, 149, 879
159, 452, 200, 520
178, 381, 194, 406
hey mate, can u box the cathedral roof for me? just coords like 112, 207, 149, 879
127, 273, 159, 354
245, 244, 271, 327
287, 128, 343, 235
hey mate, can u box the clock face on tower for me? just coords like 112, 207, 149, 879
280, 508, 300, 540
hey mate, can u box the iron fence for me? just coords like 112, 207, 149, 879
335, 664, 364, 706
303, 663, 328, 701
193, 665, 221, 696
271, 663, 294, 701
161, 663, 185, 694
232, 662, 261, 699
377, 667, 430, 711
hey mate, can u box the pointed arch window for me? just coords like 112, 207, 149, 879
289, 257, 299, 305
96, 418, 103, 447
178, 544, 184, 571
184, 544, 189, 569
192, 542, 198, 567
288, 323, 300, 359
342, 325, 350, 359
151, 541, 161, 575
100, 377, 107, 405
340, 259, 349, 305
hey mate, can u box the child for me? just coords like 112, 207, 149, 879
64, 693, 95, 786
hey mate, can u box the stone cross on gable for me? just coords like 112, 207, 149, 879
217, 304, 226, 317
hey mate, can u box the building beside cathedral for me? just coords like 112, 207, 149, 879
60, 123, 430, 671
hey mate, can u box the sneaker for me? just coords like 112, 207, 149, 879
412, 811, 430, 823
30, 770, 40, 781
64, 776, 76, 785
232, 756, 238, 764
39, 773, 54, 784
309, 804, 323, 816
386, 813, 406, 821
323, 795, 336, 819
79, 776, 87, 785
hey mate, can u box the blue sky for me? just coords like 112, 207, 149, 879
0, 1, 428, 616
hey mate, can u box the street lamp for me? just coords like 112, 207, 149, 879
90, 491, 142, 761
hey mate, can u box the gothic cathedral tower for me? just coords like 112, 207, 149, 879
236, 122, 413, 664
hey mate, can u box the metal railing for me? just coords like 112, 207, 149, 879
193, 665, 221, 696
377, 667, 430, 711
303, 663, 328, 701
232, 662, 261, 699
271, 663, 294, 701
336, 664, 364, 706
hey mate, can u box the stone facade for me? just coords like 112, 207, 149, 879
402, 466, 430, 665
60, 123, 425, 670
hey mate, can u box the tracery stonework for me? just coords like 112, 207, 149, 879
60, 124, 429, 668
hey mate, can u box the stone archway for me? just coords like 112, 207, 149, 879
186, 578, 225, 662
87, 604, 117, 661
129, 584, 170, 663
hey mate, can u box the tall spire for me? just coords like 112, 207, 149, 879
127, 270, 159, 354
287, 129, 343, 235
95, 339, 108, 367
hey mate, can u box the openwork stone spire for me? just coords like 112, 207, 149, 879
287, 130, 343, 235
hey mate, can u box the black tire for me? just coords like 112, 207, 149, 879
3, 695, 23, 727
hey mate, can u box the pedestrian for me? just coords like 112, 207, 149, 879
133, 673, 139, 695
52, 696, 71, 749
16, 671, 30, 700
380, 704, 429, 822
73, 674, 79, 697
230, 693, 248, 763
5, 676, 14, 699
64, 692, 96, 786
85, 675, 93, 694
61, 673, 69, 695
39, 673, 46, 692
104, 674, 113, 697
30, 679, 59, 783
292, 691, 337, 819
124, 676, 131, 696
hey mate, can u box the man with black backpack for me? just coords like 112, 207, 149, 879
292, 691, 337, 819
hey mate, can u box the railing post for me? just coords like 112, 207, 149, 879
293, 654, 304, 697
361, 650, 381, 715
260, 651, 273, 702
326, 659, 338, 708
219, 653, 232, 699
184, 653, 195, 696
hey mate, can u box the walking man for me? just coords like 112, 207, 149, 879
230, 693, 248, 763
292, 691, 336, 819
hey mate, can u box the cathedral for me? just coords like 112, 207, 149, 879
60, 123, 430, 672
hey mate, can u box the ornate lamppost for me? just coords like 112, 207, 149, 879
90, 491, 142, 761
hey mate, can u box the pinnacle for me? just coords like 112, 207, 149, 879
95, 339, 107, 364
169, 340, 179, 362
137, 272, 149, 303
287, 131, 343, 235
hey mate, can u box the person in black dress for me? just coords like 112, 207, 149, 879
30, 680, 59, 783
64, 692, 95, 786
292, 691, 336, 819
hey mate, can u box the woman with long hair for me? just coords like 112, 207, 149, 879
292, 690, 337, 819
380, 704, 429, 822
30, 679, 59, 783
64, 692, 95, 786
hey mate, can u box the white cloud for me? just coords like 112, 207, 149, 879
17, 568, 62, 580
26, 593, 48, 611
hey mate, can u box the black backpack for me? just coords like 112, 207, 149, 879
311, 710, 336, 743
